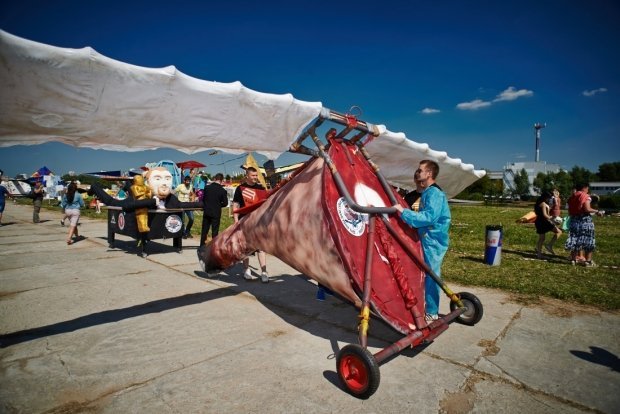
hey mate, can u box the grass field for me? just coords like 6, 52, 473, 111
31, 198, 620, 311
444, 204, 620, 310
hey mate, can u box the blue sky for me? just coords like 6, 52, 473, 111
1, 0, 619, 178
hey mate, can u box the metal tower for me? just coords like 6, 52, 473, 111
534, 123, 546, 162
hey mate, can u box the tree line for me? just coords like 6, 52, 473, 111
457, 161, 620, 203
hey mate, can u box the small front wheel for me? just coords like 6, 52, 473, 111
336, 344, 380, 399
450, 292, 483, 326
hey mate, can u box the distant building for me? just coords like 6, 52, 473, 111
498, 161, 562, 196
487, 123, 566, 196
590, 182, 620, 195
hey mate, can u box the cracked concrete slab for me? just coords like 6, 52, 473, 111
1, 204, 618, 413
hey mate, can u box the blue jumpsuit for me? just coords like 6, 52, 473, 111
399, 185, 451, 316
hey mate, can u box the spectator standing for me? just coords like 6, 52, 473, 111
565, 183, 603, 266
392, 160, 451, 321
193, 172, 206, 202
0, 182, 14, 226
233, 167, 269, 283
549, 189, 561, 222
534, 190, 562, 257
200, 173, 228, 246
404, 177, 424, 211
61, 182, 85, 245
175, 175, 195, 239
32, 181, 45, 223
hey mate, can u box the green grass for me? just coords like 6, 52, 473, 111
445, 205, 620, 310
29, 198, 620, 310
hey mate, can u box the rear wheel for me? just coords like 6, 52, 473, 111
336, 344, 380, 399
450, 292, 483, 326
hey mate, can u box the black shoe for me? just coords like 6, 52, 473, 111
182, 234, 188, 239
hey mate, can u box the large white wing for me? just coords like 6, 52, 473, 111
0, 30, 321, 160
0, 30, 485, 197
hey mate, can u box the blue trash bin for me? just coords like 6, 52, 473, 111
484, 225, 503, 266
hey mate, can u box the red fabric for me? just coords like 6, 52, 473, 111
375, 221, 417, 310
321, 140, 425, 334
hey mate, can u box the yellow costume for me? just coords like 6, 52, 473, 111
130, 175, 152, 233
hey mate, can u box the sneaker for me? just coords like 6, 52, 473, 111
583, 260, 596, 267
543, 243, 555, 255
243, 269, 257, 280
261, 272, 270, 283
425, 313, 439, 322
570, 260, 576, 266
60, 220, 65, 226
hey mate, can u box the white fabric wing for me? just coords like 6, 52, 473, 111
0, 30, 485, 198
0, 30, 321, 160
368, 128, 486, 198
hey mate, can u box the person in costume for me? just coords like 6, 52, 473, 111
393, 160, 451, 321
130, 174, 152, 249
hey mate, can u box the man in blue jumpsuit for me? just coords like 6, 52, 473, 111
393, 160, 451, 320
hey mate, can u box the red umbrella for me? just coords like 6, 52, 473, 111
176, 160, 206, 170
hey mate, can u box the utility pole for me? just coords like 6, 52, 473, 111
534, 123, 546, 162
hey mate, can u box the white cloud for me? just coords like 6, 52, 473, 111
493, 86, 534, 102
582, 87, 607, 97
420, 107, 440, 114
456, 99, 491, 110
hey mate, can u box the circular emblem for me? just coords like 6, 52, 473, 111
336, 197, 366, 236
118, 212, 126, 230
165, 214, 183, 233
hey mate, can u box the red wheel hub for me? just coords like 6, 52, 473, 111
339, 354, 368, 392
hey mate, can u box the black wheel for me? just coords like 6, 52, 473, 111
450, 292, 484, 326
336, 344, 380, 399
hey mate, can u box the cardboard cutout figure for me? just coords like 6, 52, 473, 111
145, 167, 173, 208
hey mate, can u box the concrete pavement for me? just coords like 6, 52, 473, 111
0, 203, 618, 413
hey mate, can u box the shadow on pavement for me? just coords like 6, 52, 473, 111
195, 263, 433, 359
570, 346, 620, 372
0, 289, 237, 348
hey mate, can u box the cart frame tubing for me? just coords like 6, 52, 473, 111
373, 306, 467, 364
359, 215, 376, 349
293, 110, 470, 352
300, 112, 464, 308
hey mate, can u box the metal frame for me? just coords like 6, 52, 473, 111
289, 108, 467, 363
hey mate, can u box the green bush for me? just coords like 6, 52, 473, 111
599, 194, 620, 210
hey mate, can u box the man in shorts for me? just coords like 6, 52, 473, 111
233, 167, 269, 283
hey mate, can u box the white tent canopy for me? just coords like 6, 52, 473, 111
0, 30, 485, 198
